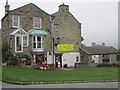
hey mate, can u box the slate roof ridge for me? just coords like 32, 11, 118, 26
83, 45, 118, 55
10, 3, 50, 16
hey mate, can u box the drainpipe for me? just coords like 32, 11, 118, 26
50, 15, 55, 65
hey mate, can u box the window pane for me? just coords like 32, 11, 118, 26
9, 37, 12, 49
37, 36, 41, 48
37, 36, 41, 41
16, 36, 22, 51
13, 15, 19, 27
33, 36, 36, 48
34, 17, 41, 28
33, 43, 36, 48
23, 36, 27, 46
14, 15, 18, 21
37, 43, 41, 48
33, 36, 35, 41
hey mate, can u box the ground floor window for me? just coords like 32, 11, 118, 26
102, 54, 110, 63
92, 55, 99, 63
32, 36, 43, 51
15, 36, 22, 52
15, 35, 28, 52
102, 59, 109, 63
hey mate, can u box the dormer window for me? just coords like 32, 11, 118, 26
33, 17, 42, 29
12, 15, 20, 28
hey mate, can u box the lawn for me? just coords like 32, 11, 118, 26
2, 66, 118, 83
0, 66, 2, 81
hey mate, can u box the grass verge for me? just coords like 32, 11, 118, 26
2, 66, 118, 84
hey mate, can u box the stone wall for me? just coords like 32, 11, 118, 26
52, 4, 81, 52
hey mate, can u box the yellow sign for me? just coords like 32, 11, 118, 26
57, 44, 74, 51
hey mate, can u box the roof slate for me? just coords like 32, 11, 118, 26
83, 46, 118, 55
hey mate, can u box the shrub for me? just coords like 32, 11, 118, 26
97, 63, 120, 67
46, 64, 55, 71
97, 63, 112, 67
4, 52, 18, 66
16, 52, 32, 65
112, 63, 120, 67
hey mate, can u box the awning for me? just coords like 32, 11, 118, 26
29, 29, 47, 35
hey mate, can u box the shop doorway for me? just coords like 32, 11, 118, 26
55, 54, 62, 68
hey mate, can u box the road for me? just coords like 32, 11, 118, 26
2, 82, 119, 88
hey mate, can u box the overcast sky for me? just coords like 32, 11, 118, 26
0, 0, 119, 49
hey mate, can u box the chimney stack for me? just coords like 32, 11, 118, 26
92, 42, 96, 46
5, 0, 10, 15
102, 42, 105, 46
59, 3, 69, 12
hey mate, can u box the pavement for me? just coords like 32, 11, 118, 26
2, 82, 119, 88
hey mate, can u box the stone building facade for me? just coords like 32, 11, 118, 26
80, 43, 118, 67
52, 3, 82, 67
1, 2, 82, 67
52, 3, 81, 52
2, 2, 52, 65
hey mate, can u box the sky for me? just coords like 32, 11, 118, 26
0, 0, 119, 49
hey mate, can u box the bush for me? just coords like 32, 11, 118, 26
97, 63, 120, 67
46, 64, 55, 71
112, 63, 120, 67
97, 63, 112, 67
4, 52, 18, 66
16, 52, 32, 65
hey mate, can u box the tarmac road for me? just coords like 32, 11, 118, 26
2, 82, 119, 88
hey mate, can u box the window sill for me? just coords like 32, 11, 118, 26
15, 51, 23, 53
32, 48, 44, 52
12, 26, 20, 29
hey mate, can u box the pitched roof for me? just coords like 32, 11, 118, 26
10, 3, 50, 15
2, 3, 50, 20
83, 46, 118, 55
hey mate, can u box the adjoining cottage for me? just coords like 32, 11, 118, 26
1, 1, 82, 68
80, 43, 118, 67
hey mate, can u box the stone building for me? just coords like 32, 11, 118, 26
51, 3, 82, 67
0, 29, 2, 63
80, 43, 118, 67
2, 2, 52, 66
1, 2, 82, 67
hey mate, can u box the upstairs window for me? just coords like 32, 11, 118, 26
33, 17, 42, 29
12, 15, 20, 28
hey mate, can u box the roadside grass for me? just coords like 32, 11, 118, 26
2, 66, 118, 83
0, 66, 2, 81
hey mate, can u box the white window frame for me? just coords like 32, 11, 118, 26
33, 17, 42, 29
23, 35, 28, 47
15, 35, 23, 52
15, 35, 28, 52
12, 15, 20, 28
32, 36, 43, 51
92, 55, 99, 63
